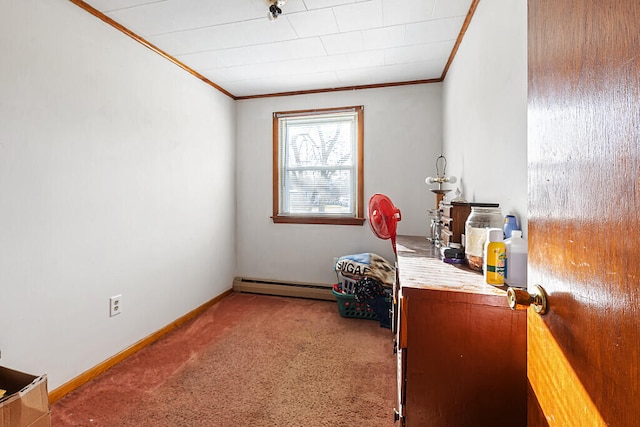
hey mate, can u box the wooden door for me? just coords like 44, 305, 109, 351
528, 1, 640, 425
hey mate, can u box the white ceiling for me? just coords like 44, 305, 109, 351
81, 0, 474, 98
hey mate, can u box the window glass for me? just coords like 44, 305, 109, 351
273, 106, 364, 225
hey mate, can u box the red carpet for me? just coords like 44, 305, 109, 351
52, 293, 396, 426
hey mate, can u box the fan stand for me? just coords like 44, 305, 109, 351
367, 193, 402, 335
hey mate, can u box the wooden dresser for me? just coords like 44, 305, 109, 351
394, 235, 527, 427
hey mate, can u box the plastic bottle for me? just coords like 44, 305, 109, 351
503, 215, 519, 239
483, 228, 506, 285
504, 230, 528, 288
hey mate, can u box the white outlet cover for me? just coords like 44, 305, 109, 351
110, 295, 122, 317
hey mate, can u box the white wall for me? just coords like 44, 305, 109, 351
442, 0, 528, 234
236, 84, 442, 284
0, 1, 236, 390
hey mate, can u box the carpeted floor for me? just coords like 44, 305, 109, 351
51, 292, 396, 426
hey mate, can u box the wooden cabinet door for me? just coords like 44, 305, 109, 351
403, 288, 526, 426
528, 1, 640, 425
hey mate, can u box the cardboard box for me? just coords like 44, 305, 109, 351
0, 366, 50, 427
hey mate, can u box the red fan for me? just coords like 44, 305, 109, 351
368, 194, 402, 254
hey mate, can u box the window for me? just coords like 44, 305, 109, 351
272, 106, 365, 225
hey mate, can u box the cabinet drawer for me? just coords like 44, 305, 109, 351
440, 229, 452, 246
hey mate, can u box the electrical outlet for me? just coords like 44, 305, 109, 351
110, 295, 122, 317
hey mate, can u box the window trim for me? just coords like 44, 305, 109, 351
272, 106, 365, 225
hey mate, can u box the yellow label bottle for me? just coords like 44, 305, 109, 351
483, 228, 505, 285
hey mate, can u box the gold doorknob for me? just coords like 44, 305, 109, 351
507, 285, 548, 314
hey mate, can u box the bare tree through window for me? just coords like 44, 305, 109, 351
273, 106, 364, 225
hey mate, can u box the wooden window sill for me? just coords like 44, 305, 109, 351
271, 216, 366, 225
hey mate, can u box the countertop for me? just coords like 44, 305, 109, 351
396, 235, 508, 298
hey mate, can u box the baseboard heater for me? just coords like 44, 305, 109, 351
233, 277, 336, 301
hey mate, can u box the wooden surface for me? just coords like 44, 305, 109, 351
397, 235, 506, 298
528, 382, 549, 427
396, 236, 526, 426
528, 1, 640, 425
440, 202, 471, 245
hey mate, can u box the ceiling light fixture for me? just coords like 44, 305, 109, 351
268, 0, 286, 21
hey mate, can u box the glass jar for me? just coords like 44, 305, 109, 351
426, 209, 439, 243
464, 207, 503, 271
